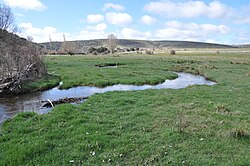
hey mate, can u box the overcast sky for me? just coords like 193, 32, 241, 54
1, 0, 250, 44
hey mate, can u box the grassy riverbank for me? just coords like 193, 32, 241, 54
21, 74, 61, 93
45, 55, 178, 89
1, 53, 250, 165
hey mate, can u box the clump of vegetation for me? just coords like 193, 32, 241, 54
92, 51, 98, 55
230, 61, 249, 65
146, 50, 154, 54
88, 46, 109, 55
102, 50, 110, 55
216, 104, 230, 114
229, 128, 249, 139
170, 50, 176, 55
130, 48, 135, 51
171, 65, 196, 73
126, 48, 130, 52
177, 110, 188, 134
203, 64, 217, 69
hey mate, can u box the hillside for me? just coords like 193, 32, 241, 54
0, 30, 46, 96
40, 39, 236, 54
0, 30, 44, 54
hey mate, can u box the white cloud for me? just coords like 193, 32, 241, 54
19, 23, 66, 42
105, 12, 132, 25
165, 21, 229, 34
103, 3, 125, 11
77, 30, 106, 40
86, 23, 107, 31
154, 21, 230, 41
19, 22, 108, 42
94, 23, 107, 31
3, 0, 46, 11
74, 23, 108, 40
144, 0, 230, 19
120, 28, 151, 39
86, 14, 104, 24
141, 15, 157, 25
235, 18, 250, 24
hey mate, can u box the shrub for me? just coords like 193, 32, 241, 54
170, 50, 176, 55
146, 50, 154, 55
92, 51, 98, 55
102, 50, 110, 55
88, 47, 109, 54
88, 47, 97, 54
130, 48, 135, 51
97, 47, 108, 53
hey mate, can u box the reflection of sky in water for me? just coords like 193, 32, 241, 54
0, 72, 216, 123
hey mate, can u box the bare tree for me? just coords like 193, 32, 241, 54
61, 41, 76, 55
0, 4, 18, 33
60, 34, 76, 55
107, 34, 117, 54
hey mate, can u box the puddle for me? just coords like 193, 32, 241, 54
96, 65, 118, 68
95, 63, 121, 68
0, 72, 216, 124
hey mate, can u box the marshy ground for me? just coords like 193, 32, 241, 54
0, 52, 250, 165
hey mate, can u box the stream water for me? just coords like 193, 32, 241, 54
0, 72, 216, 123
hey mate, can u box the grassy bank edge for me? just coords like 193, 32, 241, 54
21, 74, 61, 93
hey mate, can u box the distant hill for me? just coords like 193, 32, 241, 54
238, 44, 250, 48
40, 39, 237, 54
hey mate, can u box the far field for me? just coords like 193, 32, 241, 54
0, 52, 250, 165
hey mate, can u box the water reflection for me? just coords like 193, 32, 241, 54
0, 72, 216, 123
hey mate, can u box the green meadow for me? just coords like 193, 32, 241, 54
0, 52, 250, 165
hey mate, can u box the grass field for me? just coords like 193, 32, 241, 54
0, 52, 250, 165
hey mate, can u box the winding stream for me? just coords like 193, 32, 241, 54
0, 72, 216, 123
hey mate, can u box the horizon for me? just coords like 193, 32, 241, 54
1, 0, 250, 44
39, 38, 240, 46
